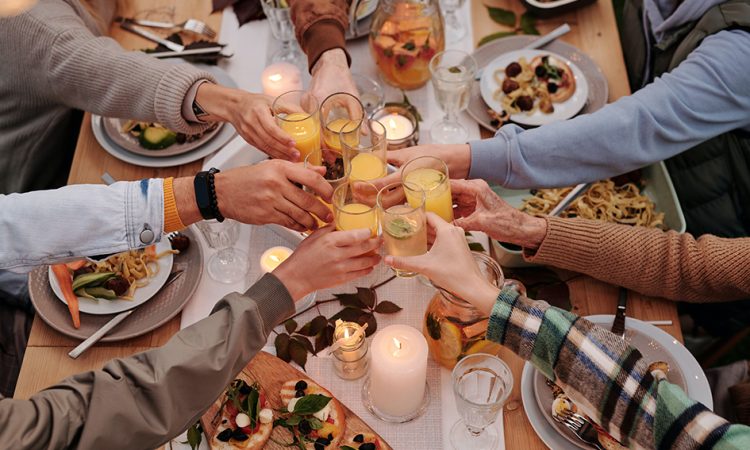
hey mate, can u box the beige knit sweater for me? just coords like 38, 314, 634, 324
0, 0, 215, 193
526, 217, 750, 302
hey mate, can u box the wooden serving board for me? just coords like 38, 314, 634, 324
201, 351, 392, 450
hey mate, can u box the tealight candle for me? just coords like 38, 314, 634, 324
372, 106, 419, 150
368, 324, 428, 419
379, 113, 414, 141
331, 319, 369, 380
259, 246, 292, 273
261, 63, 302, 98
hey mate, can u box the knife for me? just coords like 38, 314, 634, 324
148, 47, 228, 59
549, 183, 592, 217
120, 19, 185, 52
68, 269, 185, 359
611, 287, 628, 337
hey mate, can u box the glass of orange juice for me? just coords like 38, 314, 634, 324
321, 93, 365, 152
272, 90, 321, 165
401, 156, 454, 222
340, 119, 388, 182
332, 181, 379, 237
303, 148, 350, 232
376, 182, 427, 278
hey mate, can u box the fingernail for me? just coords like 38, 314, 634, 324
383, 255, 393, 266
292, 151, 300, 159
325, 213, 334, 222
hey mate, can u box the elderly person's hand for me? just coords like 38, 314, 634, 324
309, 49, 358, 106
384, 213, 500, 314
194, 83, 299, 161
451, 179, 547, 250
274, 226, 382, 300
387, 143, 472, 179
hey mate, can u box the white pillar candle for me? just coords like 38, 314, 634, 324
377, 113, 414, 141
369, 324, 428, 417
259, 246, 293, 273
261, 63, 303, 98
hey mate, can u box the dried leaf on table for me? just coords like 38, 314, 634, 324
284, 319, 297, 335
335, 293, 367, 309
357, 287, 377, 308
359, 312, 377, 336
374, 301, 403, 314
329, 307, 364, 324
487, 7, 517, 27
288, 338, 308, 371
275, 333, 291, 363
298, 315, 328, 337
520, 12, 541, 35
292, 335, 315, 355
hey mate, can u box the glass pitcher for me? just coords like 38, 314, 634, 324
369, 0, 445, 90
423, 252, 524, 369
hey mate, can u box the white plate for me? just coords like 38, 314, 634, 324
49, 240, 174, 315
356, 0, 377, 20
521, 315, 712, 450
102, 118, 224, 157
479, 49, 589, 127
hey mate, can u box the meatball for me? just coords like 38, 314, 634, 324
103, 276, 130, 296
501, 78, 520, 94
169, 234, 190, 252
516, 95, 534, 111
73, 265, 95, 278
504, 62, 522, 78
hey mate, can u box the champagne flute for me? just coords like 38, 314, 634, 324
321, 92, 365, 152
332, 181, 379, 236
429, 50, 477, 144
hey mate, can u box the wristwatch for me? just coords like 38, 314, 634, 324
192, 98, 210, 121
194, 168, 224, 222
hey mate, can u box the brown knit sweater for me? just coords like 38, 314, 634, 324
526, 217, 750, 302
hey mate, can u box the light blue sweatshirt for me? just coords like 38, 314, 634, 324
469, 0, 750, 188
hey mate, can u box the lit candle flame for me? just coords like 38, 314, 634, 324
387, 117, 398, 131
270, 255, 280, 263
393, 337, 402, 350
269, 73, 283, 82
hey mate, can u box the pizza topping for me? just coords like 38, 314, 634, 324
354, 434, 365, 443
295, 380, 308, 391
502, 78, 520, 95
216, 428, 233, 442
287, 396, 300, 412
275, 391, 337, 448
259, 408, 274, 424
312, 401, 333, 422
231, 429, 249, 441
235, 413, 251, 428
295, 389, 306, 398
360, 443, 377, 450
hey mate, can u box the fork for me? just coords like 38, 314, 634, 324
124, 18, 217, 39
553, 409, 605, 450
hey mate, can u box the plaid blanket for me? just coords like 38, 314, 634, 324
488, 287, 750, 449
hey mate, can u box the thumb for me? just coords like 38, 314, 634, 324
384, 254, 428, 275
454, 214, 481, 232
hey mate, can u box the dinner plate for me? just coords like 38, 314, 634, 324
521, 315, 712, 450
49, 240, 174, 315
30, 228, 204, 342
102, 117, 224, 157
479, 49, 589, 127
468, 35, 608, 131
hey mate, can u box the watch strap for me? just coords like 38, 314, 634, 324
194, 168, 224, 222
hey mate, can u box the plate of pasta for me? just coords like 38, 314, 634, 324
48, 240, 175, 315
479, 49, 589, 127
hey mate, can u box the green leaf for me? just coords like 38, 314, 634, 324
187, 423, 202, 450
329, 307, 364, 324
487, 7, 516, 27
247, 386, 260, 428
477, 30, 517, 47
357, 287, 376, 309
520, 12, 540, 35
468, 242, 487, 252
289, 338, 308, 371
83, 286, 118, 300
335, 293, 366, 309
298, 315, 328, 337
275, 333, 291, 363
374, 301, 403, 314
293, 394, 332, 415
293, 336, 315, 355
308, 417, 323, 430
314, 331, 329, 355
285, 415, 302, 426
358, 312, 377, 336
284, 319, 297, 335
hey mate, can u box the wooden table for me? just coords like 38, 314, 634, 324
15, 1, 683, 449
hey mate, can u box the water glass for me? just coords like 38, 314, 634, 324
272, 90, 321, 164
195, 219, 250, 284
260, 0, 304, 64
376, 182, 427, 278
450, 353, 513, 450
429, 50, 477, 144
441, 0, 467, 42
340, 119, 388, 182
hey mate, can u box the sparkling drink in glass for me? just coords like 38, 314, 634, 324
303, 149, 349, 232
450, 353, 513, 450
376, 182, 427, 278
429, 50, 477, 144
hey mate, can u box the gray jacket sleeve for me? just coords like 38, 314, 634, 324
0, 274, 294, 450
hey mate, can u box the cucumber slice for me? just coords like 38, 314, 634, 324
138, 125, 177, 150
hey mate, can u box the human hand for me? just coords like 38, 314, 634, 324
387, 144, 472, 179
451, 179, 547, 249
384, 213, 500, 314
274, 226, 382, 300
195, 83, 298, 161
309, 49, 358, 106
211, 160, 334, 231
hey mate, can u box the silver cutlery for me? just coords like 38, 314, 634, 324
120, 19, 185, 52
646, 320, 673, 326
549, 182, 592, 217
67, 269, 185, 359
553, 409, 605, 450
475, 23, 572, 80
123, 18, 217, 39
100, 172, 117, 186
148, 47, 229, 59
611, 287, 628, 337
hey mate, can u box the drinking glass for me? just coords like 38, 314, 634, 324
440, 0, 467, 42
195, 219, 250, 284
450, 353, 513, 450
321, 93, 365, 152
260, 0, 304, 65
332, 181, 379, 236
272, 90, 321, 165
351, 73, 385, 115
401, 155, 454, 222
429, 50, 477, 144
303, 149, 350, 231
376, 182, 427, 278
340, 119, 388, 182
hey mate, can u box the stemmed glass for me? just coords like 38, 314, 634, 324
429, 50, 477, 144
260, 0, 304, 65
195, 219, 250, 284
451, 353, 513, 450
440, 0, 467, 42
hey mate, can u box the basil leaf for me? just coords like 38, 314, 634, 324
72, 272, 115, 291
308, 417, 323, 430
187, 423, 202, 450
285, 414, 302, 426
341, 446, 358, 450
246, 387, 260, 428
293, 394, 331, 415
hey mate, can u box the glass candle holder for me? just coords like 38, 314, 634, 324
332, 320, 370, 380
321, 93, 365, 152
272, 90, 321, 165
340, 119, 388, 182
372, 105, 419, 150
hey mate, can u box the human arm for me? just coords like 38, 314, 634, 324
450, 179, 750, 301
385, 214, 750, 450
0, 225, 381, 449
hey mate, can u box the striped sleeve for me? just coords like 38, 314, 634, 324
487, 287, 750, 449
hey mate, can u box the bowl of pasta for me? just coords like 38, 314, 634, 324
479, 49, 589, 127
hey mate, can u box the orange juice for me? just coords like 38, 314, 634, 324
350, 153, 386, 181
280, 112, 321, 165
324, 118, 359, 151
404, 168, 453, 222
336, 203, 377, 236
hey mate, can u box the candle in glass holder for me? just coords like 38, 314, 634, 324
372, 106, 419, 150
380, 113, 414, 140
260, 246, 292, 273
368, 325, 428, 419
261, 63, 302, 97
331, 319, 369, 380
